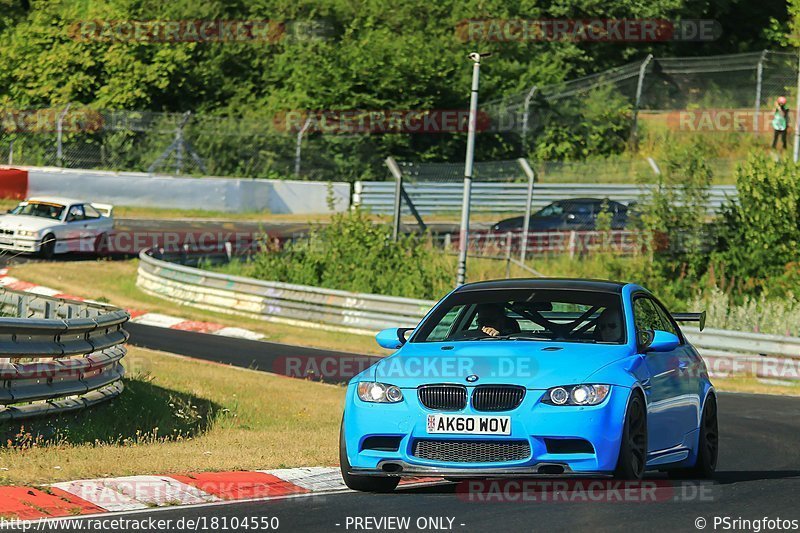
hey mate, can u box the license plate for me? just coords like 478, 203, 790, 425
426, 414, 511, 435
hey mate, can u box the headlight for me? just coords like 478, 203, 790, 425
357, 382, 404, 403
16, 230, 38, 237
543, 384, 611, 406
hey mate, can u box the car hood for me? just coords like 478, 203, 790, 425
0, 215, 58, 232
370, 341, 634, 389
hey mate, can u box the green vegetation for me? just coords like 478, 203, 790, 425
0, 1, 789, 180
530, 83, 633, 161
714, 155, 800, 290
216, 209, 454, 299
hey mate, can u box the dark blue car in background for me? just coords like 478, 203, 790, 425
492, 198, 635, 233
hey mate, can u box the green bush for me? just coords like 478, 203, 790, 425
531, 83, 633, 161
226, 210, 453, 299
714, 154, 800, 291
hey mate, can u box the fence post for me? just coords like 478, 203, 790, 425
352, 181, 363, 209
294, 117, 312, 176
385, 157, 404, 241
56, 103, 72, 167
794, 50, 800, 163
568, 230, 577, 259
520, 85, 538, 155
505, 231, 513, 278
629, 54, 653, 150
753, 50, 768, 135
148, 111, 206, 175
17, 295, 28, 318
517, 158, 536, 264
646, 156, 662, 176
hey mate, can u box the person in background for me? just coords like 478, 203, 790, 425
772, 96, 789, 150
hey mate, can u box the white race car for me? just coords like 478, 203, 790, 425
0, 197, 114, 258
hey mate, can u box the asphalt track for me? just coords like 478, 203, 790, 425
126, 322, 379, 383
87, 325, 800, 533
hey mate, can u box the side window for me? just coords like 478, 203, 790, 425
83, 204, 101, 219
539, 204, 564, 217
426, 305, 465, 342
66, 205, 85, 222
633, 297, 662, 332
651, 301, 681, 338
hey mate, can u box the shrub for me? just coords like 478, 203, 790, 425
241, 210, 453, 299
714, 154, 800, 290
530, 83, 632, 161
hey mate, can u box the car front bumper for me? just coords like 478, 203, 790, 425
342, 384, 630, 477
0, 237, 40, 254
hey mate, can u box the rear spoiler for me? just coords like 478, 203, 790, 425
90, 203, 114, 217
672, 311, 706, 331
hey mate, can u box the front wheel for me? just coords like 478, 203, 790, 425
339, 419, 399, 493
39, 233, 56, 259
614, 391, 647, 480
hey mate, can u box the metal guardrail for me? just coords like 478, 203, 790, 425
137, 249, 432, 335
353, 182, 737, 215
138, 249, 800, 380
0, 288, 129, 421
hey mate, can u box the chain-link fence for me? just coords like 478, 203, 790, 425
484, 50, 799, 159
0, 50, 796, 182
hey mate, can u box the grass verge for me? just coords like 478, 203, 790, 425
0, 346, 345, 486
712, 375, 800, 397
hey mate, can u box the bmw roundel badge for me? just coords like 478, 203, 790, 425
466, 375, 479, 383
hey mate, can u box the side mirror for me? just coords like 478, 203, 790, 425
639, 329, 680, 353
376, 328, 413, 350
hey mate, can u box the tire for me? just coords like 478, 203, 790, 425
668, 394, 718, 480
339, 419, 399, 493
39, 233, 56, 259
614, 391, 647, 480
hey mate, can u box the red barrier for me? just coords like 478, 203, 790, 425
0, 168, 28, 199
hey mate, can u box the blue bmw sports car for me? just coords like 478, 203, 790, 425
340, 279, 718, 492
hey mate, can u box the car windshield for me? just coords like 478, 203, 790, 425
413, 288, 625, 344
10, 202, 65, 220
